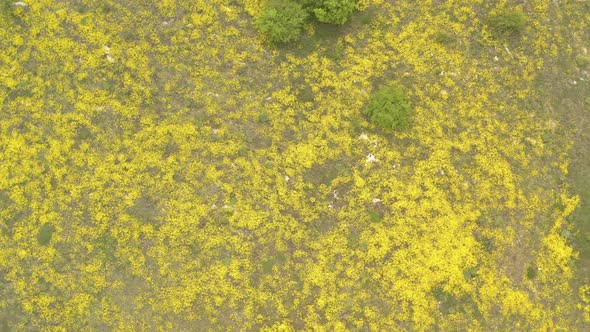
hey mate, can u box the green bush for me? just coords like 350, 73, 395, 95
256, 0, 308, 43
489, 10, 527, 34
311, 0, 356, 25
364, 86, 413, 131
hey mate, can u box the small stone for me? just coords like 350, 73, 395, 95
366, 154, 378, 163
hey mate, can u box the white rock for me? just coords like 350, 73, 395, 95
366, 154, 378, 163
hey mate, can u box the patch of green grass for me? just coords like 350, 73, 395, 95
463, 266, 478, 280
37, 277, 53, 294
475, 232, 496, 252
347, 228, 360, 248
566, 82, 590, 277
96, 233, 118, 261
576, 55, 590, 68
368, 210, 383, 223
571, 160, 590, 275
76, 126, 94, 142
73, 2, 88, 14
488, 10, 527, 35
346, 227, 368, 251
327, 44, 345, 61
357, 6, 378, 25
0, 190, 11, 210
493, 216, 506, 227
347, 113, 364, 135
37, 224, 56, 246
434, 31, 455, 45
162, 141, 179, 159
127, 195, 160, 224
297, 85, 314, 103
526, 265, 538, 280
433, 287, 461, 315
312, 22, 344, 41
258, 112, 271, 124
546, 45, 590, 312
0, 0, 12, 18
303, 160, 349, 186
284, 21, 344, 57
262, 252, 286, 274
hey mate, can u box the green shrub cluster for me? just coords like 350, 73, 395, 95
364, 86, 414, 131
311, 0, 357, 24
256, 0, 357, 43
256, 1, 308, 43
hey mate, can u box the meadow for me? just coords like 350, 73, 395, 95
1, 0, 589, 330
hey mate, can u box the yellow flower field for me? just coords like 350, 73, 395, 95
1, 0, 589, 330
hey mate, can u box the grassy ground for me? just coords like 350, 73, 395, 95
537, 10, 590, 321
567, 56, 590, 308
